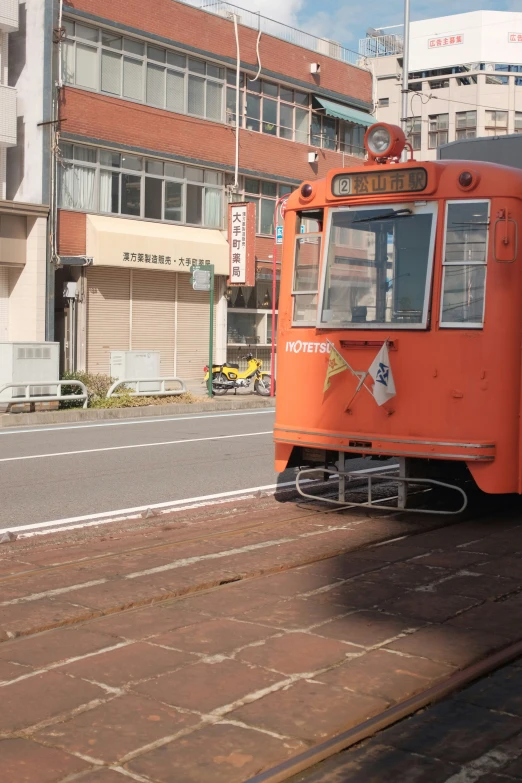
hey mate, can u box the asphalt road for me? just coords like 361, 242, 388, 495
0, 409, 285, 530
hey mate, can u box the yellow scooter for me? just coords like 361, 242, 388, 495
204, 353, 272, 396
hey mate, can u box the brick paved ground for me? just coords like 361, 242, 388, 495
297, 657, 522, 783
1, 496, 522, 782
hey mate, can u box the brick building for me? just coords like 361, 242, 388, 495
53, 0, 373, 379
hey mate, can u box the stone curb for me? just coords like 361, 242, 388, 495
0, 396, 275, 428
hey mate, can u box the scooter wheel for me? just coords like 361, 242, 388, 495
212, 371, 228, 396
255, 375, 272, 396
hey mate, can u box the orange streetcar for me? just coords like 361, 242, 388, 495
274, 122, 522, 513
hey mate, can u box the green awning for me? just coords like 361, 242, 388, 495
314, 97, 374, 127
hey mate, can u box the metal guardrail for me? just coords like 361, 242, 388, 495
106, 378, 187, 399
358, 34, 404, 58
179, 0, 365, 69
0, 381, 88, 411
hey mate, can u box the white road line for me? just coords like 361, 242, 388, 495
0, 464, 397, 539
0, 430, 272, 463
0, 409, 275, 436
0, 481, 293, 535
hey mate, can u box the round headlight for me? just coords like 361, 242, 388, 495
367, 126, 392, 156
364, 123, 406, 160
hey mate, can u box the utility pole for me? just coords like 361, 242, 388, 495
401, 0, 411, 159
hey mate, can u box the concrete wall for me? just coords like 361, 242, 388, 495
8, 215, 46, 339
7, 0, 47, 204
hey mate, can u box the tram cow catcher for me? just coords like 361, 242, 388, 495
274, 122, 520, 513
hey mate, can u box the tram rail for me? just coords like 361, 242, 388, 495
245, 639, 522, 783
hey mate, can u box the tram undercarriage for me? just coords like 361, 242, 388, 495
287, 447, 470, 515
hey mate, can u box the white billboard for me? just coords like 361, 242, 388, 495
408, 11, 522, 71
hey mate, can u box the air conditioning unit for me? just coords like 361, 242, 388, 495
0, 342, 60, 402
110, 351, 161, 393
317, 38, 342, 60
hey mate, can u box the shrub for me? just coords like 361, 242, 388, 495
60, 371, 203, 409
60, 371, 114, 408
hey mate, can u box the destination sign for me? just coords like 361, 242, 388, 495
331, 168, 427, 197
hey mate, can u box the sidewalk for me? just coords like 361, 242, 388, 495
0, 393, 274, 429
2, 496, 522, 783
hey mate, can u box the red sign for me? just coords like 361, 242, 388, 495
509, 33, 522, 43
428, 34, 463, 48
228, 201, 256, 287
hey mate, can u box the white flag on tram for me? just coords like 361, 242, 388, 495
368, 342, 396, 407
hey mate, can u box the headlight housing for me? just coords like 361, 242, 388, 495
364, 123, 406, 160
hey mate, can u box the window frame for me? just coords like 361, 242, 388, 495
455, 110, 477, 140
485, 110, 508, 135
240, 178, 294, 236
407, 117, 422, 151
428, 114, 449, 149
63, 20, 226, 124
59, 143, 225, 229
292, 232, 323, 327
439, 199, 490, 330
317, 202, 439, 331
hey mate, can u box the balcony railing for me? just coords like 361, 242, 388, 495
0, 0, 18, 32
177, 0, 366, 69
359, 34, 403, 58
0, 84, 17, 147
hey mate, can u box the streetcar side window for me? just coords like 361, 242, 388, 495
440, 201, 489, 328
297, 209, 323, 234
292, 234, 321, 325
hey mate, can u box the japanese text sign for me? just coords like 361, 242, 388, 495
331, 168, 427, 198
509, 33, 522, 43
428, 34, 463, 48
228, 201, 255, 286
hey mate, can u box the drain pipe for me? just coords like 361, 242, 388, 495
233, 14, 240, 190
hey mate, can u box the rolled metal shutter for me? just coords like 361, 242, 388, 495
131, 269, 176, 376
86, 267, 130, 375
0, 268, 8, 341
176, 272, 217, 382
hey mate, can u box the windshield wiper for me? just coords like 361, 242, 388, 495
352, 209, 413, 224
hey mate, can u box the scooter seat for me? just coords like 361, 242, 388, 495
223, 362, 240, 369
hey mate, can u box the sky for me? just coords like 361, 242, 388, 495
190, 0, 519, 52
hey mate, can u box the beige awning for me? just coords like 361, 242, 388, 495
86, 215, 229, 275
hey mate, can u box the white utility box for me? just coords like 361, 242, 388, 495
110, 351, 161, 392
0, 342, 60, 402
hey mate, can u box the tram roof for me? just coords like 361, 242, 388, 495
285, 154, 522, 211
439, 133, 522, 170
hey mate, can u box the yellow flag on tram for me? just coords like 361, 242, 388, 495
323, 343, 349, 392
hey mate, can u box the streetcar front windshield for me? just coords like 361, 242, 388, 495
320, 203, 437, 329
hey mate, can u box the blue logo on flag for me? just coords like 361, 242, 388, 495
376, 362, 389, 386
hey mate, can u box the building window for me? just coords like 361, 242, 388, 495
492, 63, 522, 85
63, 20, 225, 123
515, 112, 522, 133
441, 201, 489, 328
63, 20, 370, 153
240, 178, 293, 236
378, 97, 389, 107
227, 263, 280, 345
485, 110, 508, 135
59, 143, 224, 228
292, 235, 321, 325
407, 117, 422, 151
429, 79, 449, 89
239, 76, 311, 143
455, 110, 476, 140
428, 114, 449, 148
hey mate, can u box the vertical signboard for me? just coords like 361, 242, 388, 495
228, 201, 256, 286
